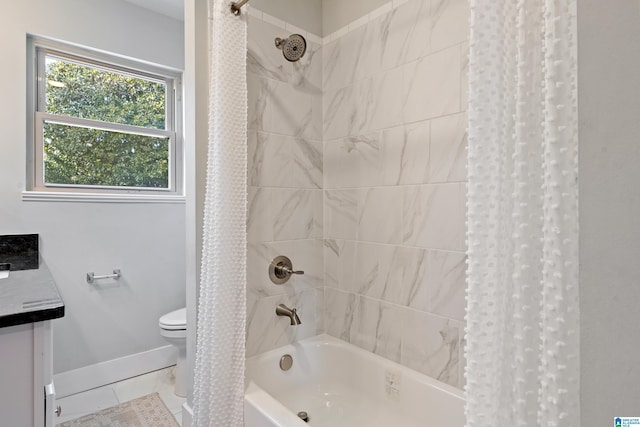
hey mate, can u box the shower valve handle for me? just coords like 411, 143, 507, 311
275, 265, 304, 276
269, 256, 304, 284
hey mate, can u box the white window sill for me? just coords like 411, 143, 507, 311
22, 191, 185, 204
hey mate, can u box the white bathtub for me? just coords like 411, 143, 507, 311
244, 334, 465, 427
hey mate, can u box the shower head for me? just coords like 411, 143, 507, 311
274, 34, 307, 62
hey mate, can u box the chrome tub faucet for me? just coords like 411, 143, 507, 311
276, 304, 301, 326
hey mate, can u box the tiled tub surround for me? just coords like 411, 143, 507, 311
322, 0, 469, 389
245, 11, 325, 357
245, 335, 465, 427
246, 0, 469, 390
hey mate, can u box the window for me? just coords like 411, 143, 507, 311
26, 37, 183, 200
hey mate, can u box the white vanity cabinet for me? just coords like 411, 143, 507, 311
0, 320, 56, 426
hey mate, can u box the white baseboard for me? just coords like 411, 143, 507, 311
182, 402, 193, 427
54, 345, 177, 398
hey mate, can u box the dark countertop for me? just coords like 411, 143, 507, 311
0, 262, 65, 328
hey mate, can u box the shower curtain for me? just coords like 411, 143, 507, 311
193, 0, 247, 426
465, 1, 579, 426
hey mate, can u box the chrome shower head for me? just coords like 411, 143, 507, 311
274, 34, 307, 62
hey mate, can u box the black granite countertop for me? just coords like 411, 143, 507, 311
0, 262, 65, 328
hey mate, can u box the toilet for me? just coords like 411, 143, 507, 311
159, 307, 187, 397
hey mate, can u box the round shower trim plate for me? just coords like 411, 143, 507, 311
269, 255, 294, 285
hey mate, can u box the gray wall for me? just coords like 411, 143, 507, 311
0, 0, 185, 377
579, 0, 640, 425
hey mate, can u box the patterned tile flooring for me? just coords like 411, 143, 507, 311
55, 366, 185, 426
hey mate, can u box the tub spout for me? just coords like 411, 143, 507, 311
276, 304, 301, 326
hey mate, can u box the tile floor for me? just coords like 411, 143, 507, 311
55, 366, 185, 426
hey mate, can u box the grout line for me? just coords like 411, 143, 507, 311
324, 287, 465, 324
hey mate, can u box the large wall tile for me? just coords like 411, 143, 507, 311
323, 82, 369, 139
324, 189, 358, 240
353, 19, 384, 84
403, 183, 465, 251
300, 43, 324, 95
378, 125, 405, 186
323, 239, 340, 289
429, 112, 467, 183
357, 187, 403, 244
248, 131, 293, 187
246, 288, 322, 357
310, 94, 324, 143
352, 243, 404, 304
400, 248, 466, 320
273, 189, 323, 240
324, 239, 357, 292
324, 133, 382, 189
269, 78, 314, 138
247, 242, 279, 297
380, 0, 431, 70
366, 67, 404, 132
247, 73, 271, 132
293, 138, 323, 189
323, 31, 360, 93
430, 0, 469, 53
401, 308, 461, 388
382, 121, 431, 185
402, 0, 432, 64
460, 42, 469, 116
247, 187, 273, 243
248, 16, 290, 82
351, 296, 402, 364
403, 46, 461, 123
324, 288, 359, 342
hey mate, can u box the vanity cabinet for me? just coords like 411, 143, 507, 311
0, 235, 64, 425
0, 320, 55, 426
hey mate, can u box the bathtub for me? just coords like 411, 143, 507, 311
244, 334, 465, 427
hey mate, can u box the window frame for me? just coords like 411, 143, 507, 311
25, 36, 184, 201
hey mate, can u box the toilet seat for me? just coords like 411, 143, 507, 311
158, 307, 187, 397
159, 307, 186, 330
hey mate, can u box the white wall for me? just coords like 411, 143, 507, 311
0, 0, 185, 378
322, 0, 388, 35
578, 1, 640, 425
251, 0, 323, 36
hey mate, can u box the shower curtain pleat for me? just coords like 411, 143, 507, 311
193, 1, 247, 426
465, 1, 579, 426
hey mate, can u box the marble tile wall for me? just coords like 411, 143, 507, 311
245, 0, 469, 390
322, 0, 469, 389
245, 11, 325, 357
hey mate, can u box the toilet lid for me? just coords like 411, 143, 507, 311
159, 308, 186, 330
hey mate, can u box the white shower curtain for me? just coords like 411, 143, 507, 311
193, 0, 247, 426
466, 1, 579, 426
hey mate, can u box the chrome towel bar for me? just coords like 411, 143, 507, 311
87, 269, 121, 284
